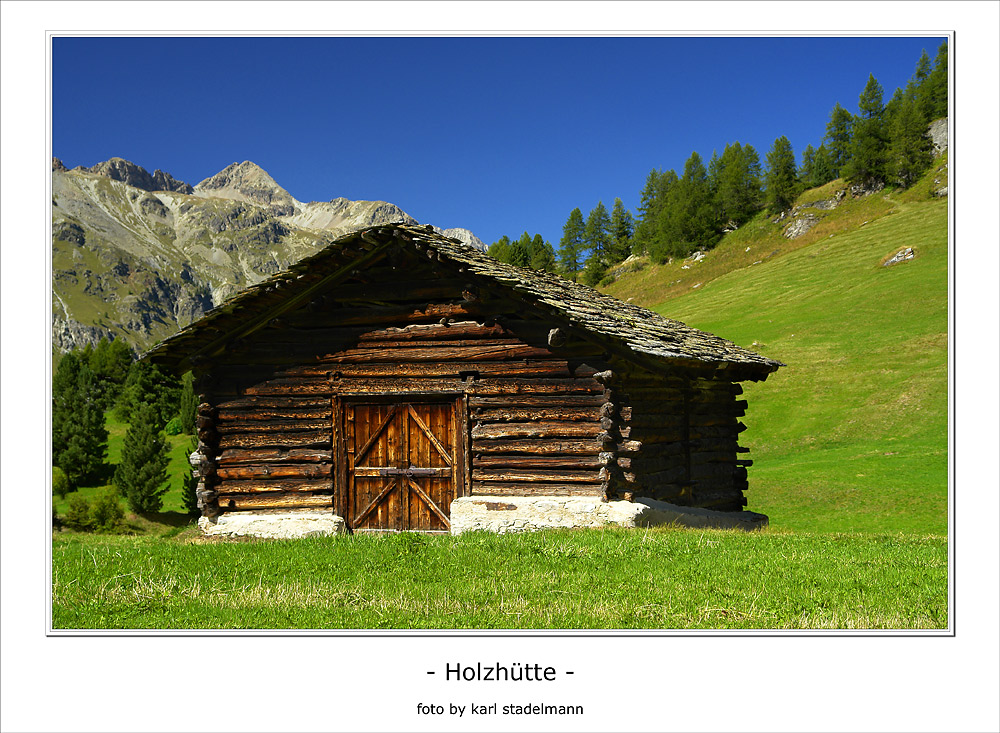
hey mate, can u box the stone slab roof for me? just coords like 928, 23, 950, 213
145, 223, 783, 379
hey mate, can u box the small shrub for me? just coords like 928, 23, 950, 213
64, 494, 93, 531
52, 466, 71, 498
164, 416, 183, 435
91, 487, 126, 533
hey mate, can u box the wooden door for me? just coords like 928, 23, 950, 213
343, 399, 462, 532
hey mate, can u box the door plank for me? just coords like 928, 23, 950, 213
406, 405, 453, 466
407, 477, 451, 530
355, 404, 396, 465
353, 480, 397, 528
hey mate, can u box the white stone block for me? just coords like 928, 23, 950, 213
198, 511, 346, 539
449, 496, 768, 534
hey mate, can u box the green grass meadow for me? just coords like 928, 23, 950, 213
51, 527, 946, 630
51, 175, 949, 631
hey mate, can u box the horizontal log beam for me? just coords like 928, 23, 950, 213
472, 406, 601, 422
217, 430, 331, 450
217, 448, 332, 465
471, 468, 601, 483
473, 437, 601, 455
470, 482, 603, 497
472, 455, 603, 469
215, 464, 332, 480
217, 493, 334, 510
471, 421, 602, 440
217, 478, 332, 494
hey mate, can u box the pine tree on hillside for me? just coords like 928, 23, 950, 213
811, 144, 835, 188
910, 49, 934, 123
178, 371, 198, 435
799, 144, 817, 185
52, 351, 108, 487
87, 337, 134, 410
557, 208, 586, 279
764, 136, 799, 214
528, 234, 557, 272
825, 102, 854, 179
843, 74, 889, 188
114, 402, 170, 514
632, 169, 673, 255
114, 359, 181, 426
487, 235, 512, 263
713, 142, 763, 229
508, 232, 532, 268
608, 198, 634, 264
922, 41, 948, 120
888, 91, 932, 188
583, 202, 612, 263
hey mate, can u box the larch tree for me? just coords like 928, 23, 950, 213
557, 208, 586, 279
608, 197, 634, 265
843, 74, 889, 188
764, 136, 799, 214
824, 102, 854, 179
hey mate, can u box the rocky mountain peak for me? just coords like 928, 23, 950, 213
72, 157, 193, 194
195, 161, 296, 216
52, 157, 68, 172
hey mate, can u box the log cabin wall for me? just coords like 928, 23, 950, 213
599, 364, 750, 511
192, 252, 615, 525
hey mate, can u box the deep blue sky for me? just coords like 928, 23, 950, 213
52, 35, 946, 246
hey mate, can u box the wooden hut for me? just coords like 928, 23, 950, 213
145, 223, 782, 536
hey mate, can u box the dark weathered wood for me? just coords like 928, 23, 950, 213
217, 407, 332, 422
470, 421, 602, 439
472, 406, 601, 422
472, 437, 602, 455
214, 419, 331, 433
473, 455, 603, 469
472, 468, 601, 483
295, 360, 572, 379
216, 478, 333, 494
217, 447, 332, 465
215, 464, 333, 480
471, 482, 603, 496
217, 430, 331, 450
468, 394, 608, 407
321, 343, 553, 363
216, 493, 334, 510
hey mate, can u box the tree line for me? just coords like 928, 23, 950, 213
52, 337, 198, 530
487, 42, 947, 285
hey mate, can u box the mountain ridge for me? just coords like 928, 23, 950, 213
52, 157, 486, 355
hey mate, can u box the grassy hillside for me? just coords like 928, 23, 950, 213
604, 170, 949, 535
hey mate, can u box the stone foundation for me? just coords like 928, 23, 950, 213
449, 495, 768, 534
198, 511, 346, 539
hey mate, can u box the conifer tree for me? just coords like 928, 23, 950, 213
608, 198, 634, 264
178, 371, 198, 435
712, 142, 762, 229
528, 234, 557, 272
888, 91, 932, 187
52, 352, 108, 487
825, 102, 854, 179
799, 144, 816, 186
811, 144, 834, 188
764, 136, 799, 213
923, 41, 948, 120
87, 337, 133, 410
114, 402, 169, 514
114, 358, 181, 426
487, 235, 512, 263
632, 169, 667, 255
910, 49, 934, 123
583, 202, 612, 263
843, 74, 889, 188
557, 208, 586, 278
508, 232, 532, 268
